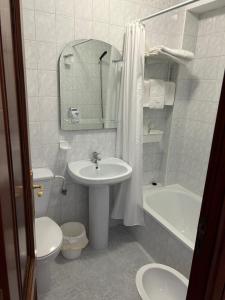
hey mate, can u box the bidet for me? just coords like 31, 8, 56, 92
136, 264, 188, 300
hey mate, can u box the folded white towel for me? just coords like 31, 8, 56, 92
145, 45, 194, 65
154, 46, 194, 59
144, 79, 176, 108
144, 79, 165, 109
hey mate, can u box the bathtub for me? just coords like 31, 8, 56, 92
129, 184, 202, 277
143, 184, 202, 250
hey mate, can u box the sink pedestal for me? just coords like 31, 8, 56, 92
89, 185, 109, 249
68, 158, 132, 250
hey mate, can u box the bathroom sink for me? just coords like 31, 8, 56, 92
68, 157, 132, 186
67, 157, 132, 250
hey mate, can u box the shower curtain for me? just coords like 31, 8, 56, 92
111, 21, 145, 226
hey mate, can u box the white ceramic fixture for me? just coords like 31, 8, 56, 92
35, 217, 63, 293
67, 157, 132, 249
33, 168, 63, 294
68, 157, 132, 186
136, 263, 188, 300
143, 184, 201, 250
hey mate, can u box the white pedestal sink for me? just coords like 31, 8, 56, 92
68, 157, 132, 249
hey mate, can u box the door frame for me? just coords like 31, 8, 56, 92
0, 0, 36, 299
1, 0, 225, 299
187, 72, 225, 299
11, 0, 36, 279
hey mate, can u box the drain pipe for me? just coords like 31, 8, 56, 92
54, 175, 67, 195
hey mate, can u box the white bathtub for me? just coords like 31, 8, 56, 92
143, 184, 202, 251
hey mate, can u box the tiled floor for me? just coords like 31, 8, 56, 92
39, 226, 152, 300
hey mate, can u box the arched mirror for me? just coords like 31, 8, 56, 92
59, 39, 122, 130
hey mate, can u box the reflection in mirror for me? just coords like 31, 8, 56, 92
59, 39, 122, 130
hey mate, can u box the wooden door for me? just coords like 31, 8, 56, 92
187, 73, 225, 299
0, 0, 36, 299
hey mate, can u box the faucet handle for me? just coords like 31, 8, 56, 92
92, 151, 101, 160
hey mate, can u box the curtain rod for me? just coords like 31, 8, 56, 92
138, 0, 200, 22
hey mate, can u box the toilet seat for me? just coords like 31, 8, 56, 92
35, 217, 63, 260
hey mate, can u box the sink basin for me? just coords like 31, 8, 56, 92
68, 157, 132, 185
67, 157, 132, 250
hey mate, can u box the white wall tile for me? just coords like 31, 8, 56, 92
29, 122, 42, 147
39, 97, 58, 121
195, 36, 209, 58
38, 70, 57, 97
214, 9, 225, 33
24, 40, 38, 68
182, 35, 196, 52
93, 21, 109, 42
28, 97, 40, 122
110, 0, 124, 26
123, 0, 140, 24
184, 11, 198, 36
26, 69, 38, 96
23, 9, 35, 40
74, 19, 93, 39
37, 41, 57, 70
206, 33, 225, 57
93, 0, 109, 23
22, 0, 34, 10
198, 12, 215, 36
35, 12, 56, 42
56, 15, 74, 46
30, 145, 45, 167
190, 80, 219, 102
109, 25, 124, 52
55, 0, 74, 16
192, 57, 219, 80
35, 0, 55, 13
40, 121, 59, 144
74, 0, 93, 20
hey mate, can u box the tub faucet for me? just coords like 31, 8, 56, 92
91, 151, 101, 169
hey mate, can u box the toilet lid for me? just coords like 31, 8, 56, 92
35, 217, 63, 259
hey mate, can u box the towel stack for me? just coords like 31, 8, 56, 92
144, 79, 175, 109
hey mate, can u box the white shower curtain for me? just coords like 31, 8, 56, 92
111, 21, 145, 226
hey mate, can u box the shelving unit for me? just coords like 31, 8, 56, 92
143, 130, 164, 143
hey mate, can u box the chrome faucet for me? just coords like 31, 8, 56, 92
91, 151, 101, 169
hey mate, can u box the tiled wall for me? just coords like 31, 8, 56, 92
142, 5, 186, 185
166, 7, 225, 196
21, 0, 188, 224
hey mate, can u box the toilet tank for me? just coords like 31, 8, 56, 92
33, 168, 54, 218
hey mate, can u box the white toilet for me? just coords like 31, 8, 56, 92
136, 264, 188, 300
33, 168, 63, 294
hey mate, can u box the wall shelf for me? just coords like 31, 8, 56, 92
143, 130, 164, 143
145, 53, 179, 65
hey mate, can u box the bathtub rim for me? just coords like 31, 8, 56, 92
143, 184, 202, 251
136, 263, 189, 300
